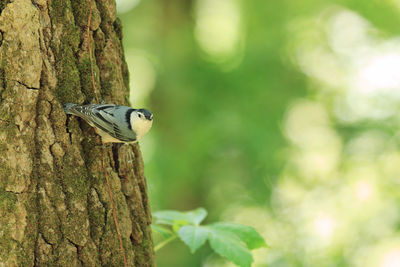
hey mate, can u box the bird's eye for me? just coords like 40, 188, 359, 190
138, 113, 143, 118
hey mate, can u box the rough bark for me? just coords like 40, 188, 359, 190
0, 0, 154, 266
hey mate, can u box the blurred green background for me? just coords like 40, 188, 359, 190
117, 0, 400, 266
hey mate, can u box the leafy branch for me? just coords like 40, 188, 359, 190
152, 208, 267, 267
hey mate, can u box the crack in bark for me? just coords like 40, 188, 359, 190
66, 237, 85, 267
40, 232, 55, 248
14, 80, 40, 90
132, 145, 152, 224
65, 114, 73, 145
112, 143, 120, 174
98, 187, 109, 267
4, 189, 26, 194
33, 82, 44, 266
86, 187, 106, 265
34, 233, 54, 267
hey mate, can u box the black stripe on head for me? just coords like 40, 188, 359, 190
138, 109, 153, 120
125, 108, 136, 130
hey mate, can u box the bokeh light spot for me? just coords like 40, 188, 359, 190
380, 249, 400, 267
313, 214, 335, 239
116, 0, 140, 14
126, 50, 156, 106
194, 0, 243, 64
355, 180, 373, 201
355, 52, 400, 94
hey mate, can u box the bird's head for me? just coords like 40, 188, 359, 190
131, 109, 153, 140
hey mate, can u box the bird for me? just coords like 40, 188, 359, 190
64, 103, 153, 143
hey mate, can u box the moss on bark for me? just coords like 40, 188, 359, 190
0, 0, 155, 266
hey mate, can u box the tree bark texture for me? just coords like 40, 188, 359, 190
0, 0, 154, 266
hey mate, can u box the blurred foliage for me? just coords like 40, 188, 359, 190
118, 0, 400, 266
152, 207, 266, 267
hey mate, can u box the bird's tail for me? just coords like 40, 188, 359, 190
64, 103, 78, 115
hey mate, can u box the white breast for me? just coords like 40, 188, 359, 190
131, 118, 153, 141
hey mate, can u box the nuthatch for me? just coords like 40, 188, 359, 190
64, 103, 153, 143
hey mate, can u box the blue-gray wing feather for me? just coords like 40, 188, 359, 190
66, 104, 137, 142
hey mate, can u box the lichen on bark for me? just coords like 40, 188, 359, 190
0, 0, 155, 266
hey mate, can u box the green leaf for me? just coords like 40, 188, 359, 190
210, 222, 267, 249
184, 208, 208, 225
178, 225, 209, 253
153, 210, 188, 226
153, 208, 208, 226
207, 227, 253, 267
151, 224, 173, 239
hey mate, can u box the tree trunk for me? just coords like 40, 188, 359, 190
0, 0, 154, 266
